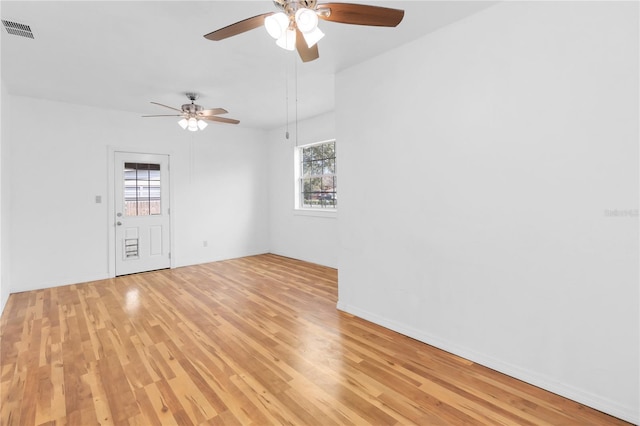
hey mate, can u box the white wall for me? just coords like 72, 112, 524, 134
6, 94, 269, 293
336, 1, 638, 423
268, 111, 338, 268
0, 80, 9, 313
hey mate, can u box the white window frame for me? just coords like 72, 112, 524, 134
294, 139, 337, 216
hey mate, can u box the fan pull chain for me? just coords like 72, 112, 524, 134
285, 57, 290, 140
295, 53, 298, 147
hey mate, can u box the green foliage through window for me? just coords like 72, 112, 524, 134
299, 141, 336, 209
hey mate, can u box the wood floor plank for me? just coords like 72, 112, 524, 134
0, 254, 633, 425
83, 361, 114, 426
139, 382, 180, 426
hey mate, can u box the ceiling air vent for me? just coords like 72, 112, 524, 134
2, 20, 34, 39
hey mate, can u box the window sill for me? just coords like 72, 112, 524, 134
293, 208, 337, 218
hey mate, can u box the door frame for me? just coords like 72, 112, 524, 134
107, 146, 175, 278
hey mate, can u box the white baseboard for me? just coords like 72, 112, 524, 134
336, 301, 639, 425
0, 291, 8, 317
10, 273, 112, 294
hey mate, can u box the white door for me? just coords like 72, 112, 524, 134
114, 152, 171, 276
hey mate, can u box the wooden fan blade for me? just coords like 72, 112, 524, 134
199, 108, 228, 116
317, 3, 404, 27
150, 102, 183, 113
142, 114, 183, 117
204, 12, 273, 41
296, 28, 320, 63
202, 115, 240, 125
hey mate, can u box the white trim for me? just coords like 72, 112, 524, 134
296, 138, 336, 149
293, 208, 337, 218
336, 301, 640, 425
6, 273, 112, 294
294, 138, 337, 211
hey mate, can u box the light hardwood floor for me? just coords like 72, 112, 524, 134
0, 254, 631, 425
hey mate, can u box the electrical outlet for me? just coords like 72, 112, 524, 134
203, 241, 208, 248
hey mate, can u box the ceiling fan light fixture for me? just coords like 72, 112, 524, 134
205, 3, 406, 63
276, 28, 296, 51
147, 95, 238, 128
264, 12, 289, 39
294, 8, 318, 33
302, 26, 324, 48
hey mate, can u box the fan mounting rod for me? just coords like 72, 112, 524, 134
182, 93, 203, 114
273, 0, 326, 15
185, 92, 199, 102
273, 0, 317, 10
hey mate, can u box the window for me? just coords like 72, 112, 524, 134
124, 162, 161, 216
296, 140, 336, 209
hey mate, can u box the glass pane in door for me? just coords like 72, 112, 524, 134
124, 162, 161, 216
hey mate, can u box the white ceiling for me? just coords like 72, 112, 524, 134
1, 0, 497, 129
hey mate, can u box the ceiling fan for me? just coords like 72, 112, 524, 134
143, 93, 240, 131
204, 0, 404, 62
